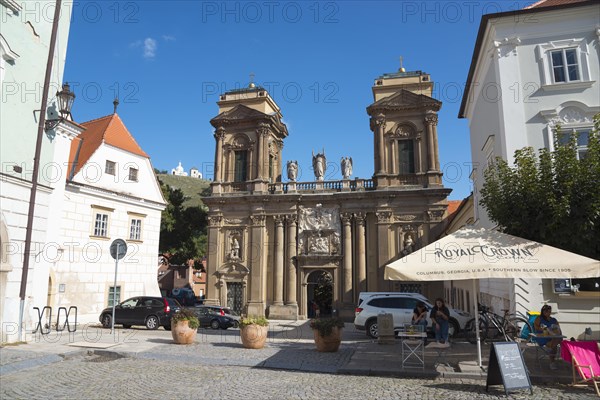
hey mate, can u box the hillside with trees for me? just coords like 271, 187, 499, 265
156, 173, 211, 265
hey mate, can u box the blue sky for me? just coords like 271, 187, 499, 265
64, 1, 537, 200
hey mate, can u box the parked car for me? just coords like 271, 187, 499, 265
354, 292, 471, 339
99, 297, 181, 330
194, 305, 241, 328
189, 306, 235, 330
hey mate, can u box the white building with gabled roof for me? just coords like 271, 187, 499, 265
52, 112, 166, 325
459, 0, 600, 339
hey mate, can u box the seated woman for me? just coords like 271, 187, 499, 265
533, 304, 561, 370
412, 302, 429, 343
412, 302, 429, 330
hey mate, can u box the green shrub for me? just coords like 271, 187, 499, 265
171, 308, 199, 330
239, 316, 269, 328
310, 317, 345, 338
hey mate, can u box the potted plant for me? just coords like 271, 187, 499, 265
310, 317, 345, 352
170, 308, 199, 344
239, 316, 269, 349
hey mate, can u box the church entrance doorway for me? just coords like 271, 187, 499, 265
307, 270, 333, 317
226, 282, 243, 315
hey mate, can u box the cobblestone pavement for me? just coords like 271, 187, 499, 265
0, 354, 594, 400
1, 323, 596, 399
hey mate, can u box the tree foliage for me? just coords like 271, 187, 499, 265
480, 114, 600, 261
158, 178, 208, 265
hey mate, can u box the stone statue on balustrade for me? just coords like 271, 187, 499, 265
312, 150, 326, 181
286, 160, 298, 181
341, 157, 353, 180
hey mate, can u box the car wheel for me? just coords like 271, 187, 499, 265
366, 319, 378, 339
232, 321, 239, 329
448, 318, 460, 338
101, 314, 112, 329
210, 320, 220, 330
123, 324, 131, 329
145, 315, 159, 330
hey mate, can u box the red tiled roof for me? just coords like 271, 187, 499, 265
67, 114, 148, 179
446, 200, 463, 219
524, 0, 590, 9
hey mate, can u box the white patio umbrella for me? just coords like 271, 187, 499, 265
384, 226, 600, 367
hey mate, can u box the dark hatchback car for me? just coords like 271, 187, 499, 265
99, 297, 181, 330
190, 306, 235, 330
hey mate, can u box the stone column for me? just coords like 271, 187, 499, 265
273, 215, 285, 306
214, 127, 225, 182
376, 114, 386, 174
341, 212, 353, 304
375, 211, 392, 290
205, 215, 222, 306
432, 120, 440, 171
247, 214, 266, 316
415, 133, 423, 173
355, 213, 366, 294
248, 146, 254, 180
256, 122, 269, 180
285, 214, 297, 305
425, 113, 436, 172
391, 140, 397, 175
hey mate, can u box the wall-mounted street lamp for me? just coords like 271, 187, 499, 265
44, 83, 75, 132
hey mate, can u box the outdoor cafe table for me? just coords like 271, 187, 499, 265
397, 331, 426, 369
528, 333, 567, 367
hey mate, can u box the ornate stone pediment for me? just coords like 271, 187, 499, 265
210, 104, 269, 124
216, 262, 249, 277
367, 89, 441, 113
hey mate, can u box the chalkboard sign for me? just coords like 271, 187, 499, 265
486, 342, 532, 395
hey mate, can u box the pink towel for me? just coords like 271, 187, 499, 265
561, 341, 600, 379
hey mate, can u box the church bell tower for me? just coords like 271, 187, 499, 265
210, 83, 288, 194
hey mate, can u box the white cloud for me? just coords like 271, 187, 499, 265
143, 38, 157, 59
129, 40, 142, 48
162, 35, 176, 42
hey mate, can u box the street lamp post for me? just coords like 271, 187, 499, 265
18, 0, 74, 341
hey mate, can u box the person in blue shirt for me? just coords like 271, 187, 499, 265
533, 304, 561, 370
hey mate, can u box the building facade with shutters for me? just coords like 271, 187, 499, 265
203, 69, 453, 320
459, 0, 600, 339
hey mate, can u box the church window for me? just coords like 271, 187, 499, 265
234, 150, 247, 182
398, 139, 415, 174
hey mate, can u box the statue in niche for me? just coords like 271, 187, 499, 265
402, 234, 414, 257
341, 157, 353, 179
312, 149, 326, 181
286, 160, 298, 181
229, 236, 240, 260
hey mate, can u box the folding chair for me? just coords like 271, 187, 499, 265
560, 341, 600, 397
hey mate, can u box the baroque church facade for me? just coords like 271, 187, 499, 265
203, 68, 452, 320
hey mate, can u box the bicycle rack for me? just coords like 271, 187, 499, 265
56, 306, 78, 333
32, 306, 52, 335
